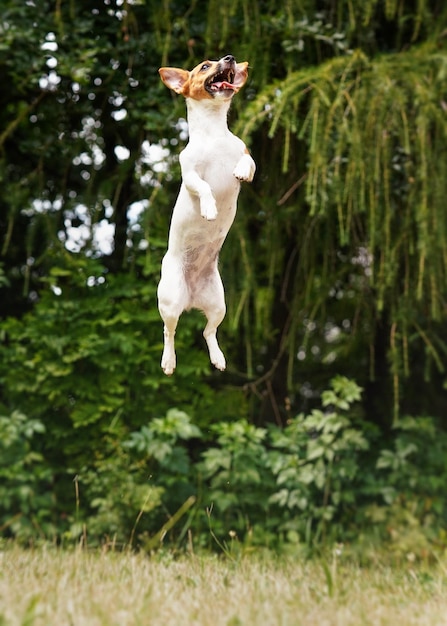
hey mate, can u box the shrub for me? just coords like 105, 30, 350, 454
0, 410, 53, 541
268, 376, 369, 544
2, 375, 447, 556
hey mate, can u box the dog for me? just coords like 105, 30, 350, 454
157, 54, 256, 375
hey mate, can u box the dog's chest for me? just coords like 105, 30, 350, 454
192, 136, 243, 196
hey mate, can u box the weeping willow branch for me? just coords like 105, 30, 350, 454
233, 39, 447, 411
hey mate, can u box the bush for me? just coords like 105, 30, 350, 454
2, 374, 447, 556
267, 376, 369, 544
362, 416, 447, 557
200, 376, 370, 548
0, 410, 53, 541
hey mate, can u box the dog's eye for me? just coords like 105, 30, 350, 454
200, 64, 210, 71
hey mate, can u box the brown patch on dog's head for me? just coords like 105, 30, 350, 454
159, 55, 249, 101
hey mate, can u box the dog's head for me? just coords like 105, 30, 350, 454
159, 55, 249, 101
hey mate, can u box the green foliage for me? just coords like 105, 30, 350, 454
199, 379, 368, 547
125, 408, 202, 466
0, 410, 53, 540
197, 378, 447, 555
268, 377, 369, 543
1, 374, 447, 556
200, 420, 274, 543
0, 256, 241, 543
1, 0, 447, 554
364, 416, 447, 555
71, 409, 202, 547
71, 454, 165, 546
124, 408, 202, 500
236, 40, 447, 417
2, 0, 446, 426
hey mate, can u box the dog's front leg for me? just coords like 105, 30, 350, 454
180, 154, 218, 220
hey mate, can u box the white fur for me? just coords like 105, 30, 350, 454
157, 57, 256, 375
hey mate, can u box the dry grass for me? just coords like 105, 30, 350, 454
1, 545, 447, 625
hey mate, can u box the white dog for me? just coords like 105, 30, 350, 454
157, 54, 256, 375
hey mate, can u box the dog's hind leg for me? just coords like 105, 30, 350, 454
158, 255, 187, 375
196, 270, 227, 371
203, 313, 226, 371
159, 313, 178, 376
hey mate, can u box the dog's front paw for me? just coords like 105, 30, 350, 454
233, 154, 256, 182
233, 167, 251, 182
200, 198, 218, 221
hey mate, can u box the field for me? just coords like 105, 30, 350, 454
1, 545, 447, 625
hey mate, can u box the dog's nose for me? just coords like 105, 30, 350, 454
222, 54, 235, 64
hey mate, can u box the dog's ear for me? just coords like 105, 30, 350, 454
233, 62, 249, 90
159, 67, 190, 94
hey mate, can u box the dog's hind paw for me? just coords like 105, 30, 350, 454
211, 349, 226, 372
161, 352, 176, 376
205, 332, 226, 371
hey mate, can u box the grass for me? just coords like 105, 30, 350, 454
1, 545, 447, 625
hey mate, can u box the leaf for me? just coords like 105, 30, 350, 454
306, 443, 326, 461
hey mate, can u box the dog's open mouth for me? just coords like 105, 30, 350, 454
206, 67, 236, 93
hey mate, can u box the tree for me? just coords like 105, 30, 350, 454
235, 23, 447, 425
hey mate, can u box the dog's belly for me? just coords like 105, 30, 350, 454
183, 237, 224, 302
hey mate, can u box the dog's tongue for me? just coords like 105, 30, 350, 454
212, 81, 236, 91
